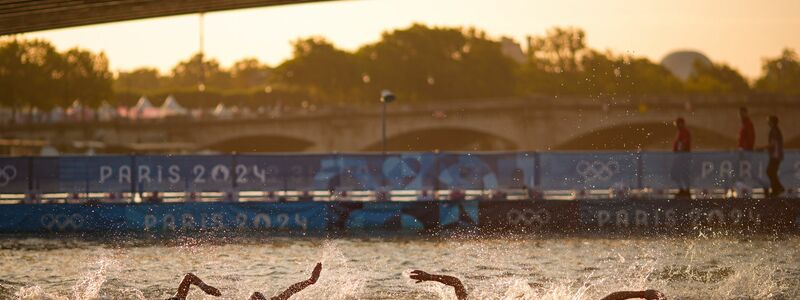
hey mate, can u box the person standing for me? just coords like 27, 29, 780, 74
738, 107, 755, 151
671, 117, 692, 197
764, 115, 785, 197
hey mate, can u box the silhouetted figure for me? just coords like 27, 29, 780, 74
764, 115, 784, 197
409, 270, 666, 300
146, 191, 163, 203
738, 107, 755, 151
166, 263, 321, 300
490, 189, 507, 201
418, 190, 434, 201
298, 191, 314, 202
449, 189, 466, 201
671, 117, 692, 198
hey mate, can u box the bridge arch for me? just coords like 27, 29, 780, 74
198, 134, 314, 153
554, 122, 736, 151
361, 126, 519, 152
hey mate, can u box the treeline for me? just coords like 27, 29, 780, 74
0, 39, 112, 111
3, 24, 800, 111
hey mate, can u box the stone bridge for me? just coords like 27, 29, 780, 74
4, 96, 800, 154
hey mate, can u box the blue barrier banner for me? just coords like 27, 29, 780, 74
0, 204, 127, 232
439, 200, 479, 229
538, 152, 639, 190
477, 200, 579, 231
233, 155, 287, 191
4, 151, 799, 194
578, 198, 798, 231
0, 200, 796, 233
641, 151, 800, 190
179, 155, 235, 192
134, 155, 188, 192
382, 153, 437, 190
31, 157, 58, 192
88, 156, 134, 193
339, 201, 439, 231
0, 157, 29, 193
327, 154, 383, 191
282, 155, 329, 191
125, 202, 327, 231
56, 157, 89, 193
780, 151, 800, 189
436, 153, 535, 190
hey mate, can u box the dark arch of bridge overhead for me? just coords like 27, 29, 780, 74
554, 122, 736, 151
362, 127, 518, 152
199, 135, 314, 153
0, 0, 329, 36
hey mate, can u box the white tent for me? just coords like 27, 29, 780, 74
97, 101, 117, 121
213, 103, 233, 119
48, 107, 65, 123
134, 96, 153, 111
66, 100, 92, 121
132, 96, 159, 119
160, 95, 188, 117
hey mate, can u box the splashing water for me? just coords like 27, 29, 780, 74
1, 235, 797, 299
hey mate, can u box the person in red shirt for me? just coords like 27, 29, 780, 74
672, 118, 691, 152
671, 117, 692, 197
738, 107, 755, 151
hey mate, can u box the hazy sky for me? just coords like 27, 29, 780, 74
21, 0, 800, 79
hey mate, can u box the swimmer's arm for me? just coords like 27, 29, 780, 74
270, 262, 322, 300
170, 273, 221, 300
409, 270, 468, 300
600, 289, 666, 300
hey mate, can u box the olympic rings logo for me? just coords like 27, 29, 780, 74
576, 160, 619, 181
506, 208, 550, 226
40, 214, 84, 230
0, 165, 17, 186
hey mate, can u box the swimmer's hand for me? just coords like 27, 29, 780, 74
271, 263, 323, 300
308, 263, 322, 284
601, 289, 666, 300
642, 289, 666, 300
409, 270, 435, 283
199, 283, 222, 297
409, 270, 467, 300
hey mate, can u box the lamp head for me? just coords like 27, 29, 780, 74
380, 90, 396, 103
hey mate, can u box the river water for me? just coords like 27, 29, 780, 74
0, 234, 797, 300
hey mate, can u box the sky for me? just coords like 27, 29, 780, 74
19, 0, 800, 79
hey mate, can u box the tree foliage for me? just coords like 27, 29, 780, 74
2, 25, 799, 112
755, 49, 800, 96
0, 38, 111, 112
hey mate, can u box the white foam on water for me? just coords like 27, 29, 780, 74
304, 240, 367, 300
15, 285, 68, 300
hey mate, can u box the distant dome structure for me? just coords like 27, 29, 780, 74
660, 50, 712, 81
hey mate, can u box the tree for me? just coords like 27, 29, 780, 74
274, 37, 363, 103
230, 58, 271, 90
685, 62, 749, 94
356, 24, 515, 102
170, 53, 231, 91
0, 39, 63, 115
58, 48, 113, 109
527, 27, 587, 73
114, 68, 163, 93
755, 48, 800, 96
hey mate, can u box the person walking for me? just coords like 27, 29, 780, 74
738, 107, 755, 151
763, 115, 784, 197
671, 117, 692, 198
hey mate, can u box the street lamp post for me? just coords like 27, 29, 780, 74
379, 90, 395, 202
380, 90, 395, 155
